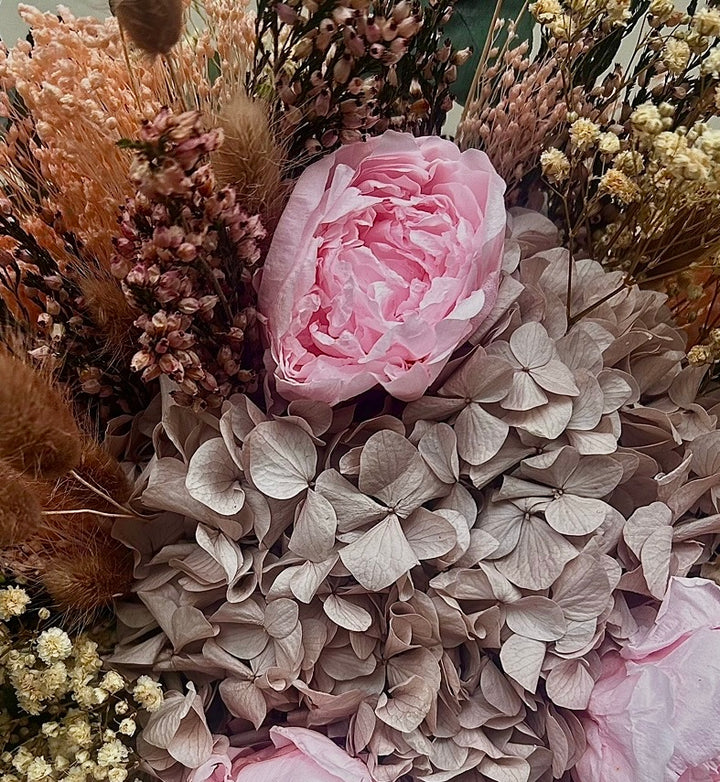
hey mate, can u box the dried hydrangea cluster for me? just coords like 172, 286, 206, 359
0, 587, 165, 782
251, 0, 469, 164
111, 109, 266, 408
110, 211, 720, 780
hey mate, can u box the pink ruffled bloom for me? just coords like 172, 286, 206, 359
190, 727, 372, 782
575, 578, 720, 782
258, 131, 507, 405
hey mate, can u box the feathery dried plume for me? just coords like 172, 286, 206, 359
111, 0, 185, 57
0, 464, 42, 546
38, 515, 135, 615
48, 438, 132, 516
78, 270, 139, 361
211, 93, 287, 219
0, 351, 81, 479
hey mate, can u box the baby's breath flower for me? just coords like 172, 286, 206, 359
66, 716, 93, 748
662, 37, 691, 74
530, 0, 563, 23
107, 770, 128, 782
96, 739, 128, 768
598, 132, 621, 154
541, 147, 571, 182
569, 118, 601, 151
117, 719, 136, 737
25, 757, 52, 782
631, 103, 664, 136
12, 747, 34, 774
36, 628, 73, 664
702, 45, 720, 75
688, 345, 713, 364
693, 7, 720, 36
649, 0, 675, 20
40, 722, 60, 738
99, 672, 125, 694
600, 168, 640, 203
113, 701, 129, 716
37, 608, 51, 621
131, 676, 163, 712
0, 587, 30, 620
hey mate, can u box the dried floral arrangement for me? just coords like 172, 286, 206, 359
1, 0, 720, 781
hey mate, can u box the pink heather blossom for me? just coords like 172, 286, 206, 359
189, 727, 372, 782
575, 578, 720, 782
259, 131, 507, 405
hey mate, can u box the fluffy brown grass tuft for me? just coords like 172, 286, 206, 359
0, 352, 82, 479
0, 464, 42, 546
36, 514, 134, 615
47, 437, 132, 515
112, 0, 184, 57
211, 93, 287, 220
78, 271, 138, 361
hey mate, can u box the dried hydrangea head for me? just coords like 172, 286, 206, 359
112, 209, 720, 781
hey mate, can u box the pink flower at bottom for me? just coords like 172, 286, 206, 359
190, 727, 372, 782
575, 578, 720, 782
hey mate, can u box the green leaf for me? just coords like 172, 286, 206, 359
442, 0, 535, 105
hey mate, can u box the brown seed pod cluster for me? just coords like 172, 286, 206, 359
0, 351, 135, 616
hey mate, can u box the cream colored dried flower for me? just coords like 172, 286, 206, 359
693, 7, 720, 36
36, 628, 73, 664
100, 672, 125, 694
600, 168, 640, 203
605, 0, 631, 26
107, 769, 128, 782
541, 147, 571, 182
12, 747, 34, 774
548, 13, 574, 38
0, 587, 30, 620
117, 719, 136, 737
649, 0, 675, 20
663, 37, 691, 74
96, 739, 129, 768
598, 132, 621, 154
688, 345, 713, 364
631, 103, 664, 136
25, 758, 52, 782
702, 45, 720, 75
131, 676, 163, 712
530, 0, 563, 23
570, 118, 601, 151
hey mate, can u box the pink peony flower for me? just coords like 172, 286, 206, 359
258, 131, 507, 405
190, 727, 372, 782
575, 577, 720, 782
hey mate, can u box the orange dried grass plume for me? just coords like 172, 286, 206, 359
0, 464, 42, 546
0, 351, 81, 479
211, 93, 287, 220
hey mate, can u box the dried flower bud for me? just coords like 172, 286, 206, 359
112, 0, 184, 57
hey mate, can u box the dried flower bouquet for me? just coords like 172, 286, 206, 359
1, 1, 720, 781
